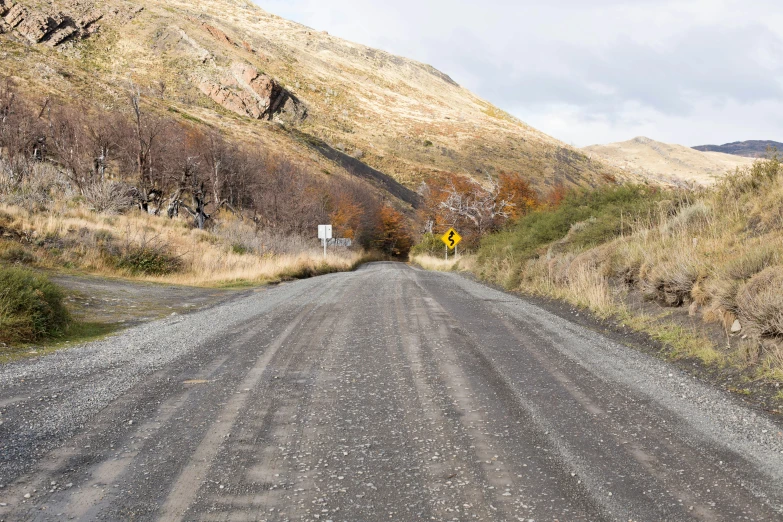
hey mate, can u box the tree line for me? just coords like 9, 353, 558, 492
0, 77, 412, 255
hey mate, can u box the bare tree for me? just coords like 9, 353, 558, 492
0, 79, 45, 184
128, 81, 167, 212
47, 103, 92, 189
437, 173, 511, 235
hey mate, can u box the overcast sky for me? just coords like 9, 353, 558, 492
257, 0, 783, 147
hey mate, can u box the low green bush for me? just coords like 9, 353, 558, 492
0, 267, 71, 344
116, 246, 182, 276
478, 185, 668, 264
410, 233, 449, 257
231, 243, 249, 255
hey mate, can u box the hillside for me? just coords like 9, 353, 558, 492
440, 157, 783, 404
693, 140, 783, 158
584, 137, 754, 186
0, 0, 624, 201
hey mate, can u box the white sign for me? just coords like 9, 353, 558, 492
318, 225, 333, 240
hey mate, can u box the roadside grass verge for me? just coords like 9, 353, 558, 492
410, 253, 462, 272
0, 266, 121, 362
0, 202, 372, 287
0, 321, 120, 364
413, 158, 783, 403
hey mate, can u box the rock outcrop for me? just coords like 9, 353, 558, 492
197, 63, 306, 123
0, 1, 139, 47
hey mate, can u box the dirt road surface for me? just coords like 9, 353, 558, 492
1, 263, 782, 521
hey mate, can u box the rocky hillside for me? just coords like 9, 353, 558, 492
693, 140, 783, 158
583, 137, 754, 186
0, 0, 624, 205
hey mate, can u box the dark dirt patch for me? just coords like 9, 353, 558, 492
50, 272, 250, 327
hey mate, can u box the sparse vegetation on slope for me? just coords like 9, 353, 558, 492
584, 136, 754, 186
0, 0, 626, 194
441, 157, 783, 396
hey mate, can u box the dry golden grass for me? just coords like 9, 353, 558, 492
410, 254, 460, 272
467, 158, 783, 384
0, 202, 366, 287
410, 253, 478, 274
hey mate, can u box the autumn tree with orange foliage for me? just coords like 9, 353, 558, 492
546, 181, 568, 208
328, 186, 367, 240
418, 172, 540, 247
374, 204, 413, 258
496, 172, 540, 220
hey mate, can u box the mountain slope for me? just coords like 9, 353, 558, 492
0, 0, 624, 202
584, 137, 754, 186
693, 141, 783, 158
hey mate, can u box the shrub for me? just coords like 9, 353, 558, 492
725, 247, 779, 281
82, 181, 134, 214
231, 243, 249, 255
661, 201, 712, 235
640, 256, 703, 307
479, 184, 666, 265
116, 246, 182, 276
411, 233, 448, 257
0, 267, 71, 344
0, 244, 36, 265
716, 156, 783, 201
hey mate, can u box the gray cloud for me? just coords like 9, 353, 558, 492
256, 0, 783, 146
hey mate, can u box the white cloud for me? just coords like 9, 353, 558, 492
256, 0, 783, 146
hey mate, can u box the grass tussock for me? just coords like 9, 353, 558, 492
462, 157, 783, 386
0, 267, 71, 344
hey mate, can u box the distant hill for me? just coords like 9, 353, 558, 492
693, 141, 783, 158
583, 137, 754, 186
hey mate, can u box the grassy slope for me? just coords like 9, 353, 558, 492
0, 0, 627, 193
427, 158, 783, 404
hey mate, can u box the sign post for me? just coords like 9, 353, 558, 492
318, 225, 333, 259
440, 228, 463, 260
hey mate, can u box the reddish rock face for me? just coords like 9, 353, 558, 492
4, 4, 27, 29
17, 12, 64, 43
0, 1, 134, 47
197, 63, 306, 123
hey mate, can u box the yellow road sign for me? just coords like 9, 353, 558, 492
441, 228, 462, 249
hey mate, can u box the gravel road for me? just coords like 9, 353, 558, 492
1, 262, 782, 521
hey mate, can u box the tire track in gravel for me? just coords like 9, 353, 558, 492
0, 276, 341, 521
392, 280, 496, 521
160, 302, 318, 521
274, 266, 440, 521
178, 272, 357, 521
407, 275, 604, 521
2, 263, 783, 521
417, 269, 783, 520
